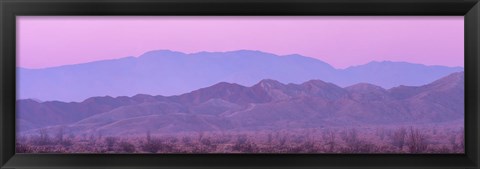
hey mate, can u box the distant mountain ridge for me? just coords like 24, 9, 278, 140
17, 72, 464, 135
18, 50, 464, 102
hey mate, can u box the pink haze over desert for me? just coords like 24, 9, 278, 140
16, 16, 465, 154
17, 16, 463, 69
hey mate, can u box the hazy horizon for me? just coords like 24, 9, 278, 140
17, 16, 463, 69
16, 49, 465, 70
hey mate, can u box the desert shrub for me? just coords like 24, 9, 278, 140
232, 135, 258, 153
88, 134, 98, 145
449, 134, 459, 151
339, 139, 376, 153
16, 142, 33, 153
267, 133, 273, 144
236, 134, 248, 145
59, 138, 73, 147
169, 137, 179, 144
200, 136, 219, 151
338, 129, 379, 153
141, 138, 174, 153
211, 135, 231, 145
295, 140, 316, 153
105, 137, 117, 151
182, 136, 193, 146
17, 127, 462, 154
119, 141, 136, 153
376, 145, 397, 153
355, 141, 376, 153
200, 137, 212, 146
428, 145, 451, 153
459, 127, 464, 149
191, 144, 211, 153
141, 139, 161, 153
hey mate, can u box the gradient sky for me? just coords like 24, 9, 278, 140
17, 16, 464, 69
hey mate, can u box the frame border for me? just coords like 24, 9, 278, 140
1, 0, 479, 168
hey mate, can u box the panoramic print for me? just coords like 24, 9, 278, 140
16, 16, 464, 153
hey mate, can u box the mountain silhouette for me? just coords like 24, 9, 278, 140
17, 72, 464, 135
18, 50, 463, 102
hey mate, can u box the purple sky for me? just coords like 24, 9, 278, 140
17, 16, 464, 69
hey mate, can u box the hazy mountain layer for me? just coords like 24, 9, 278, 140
18, 50, 463, 102
17, 72, 464, 135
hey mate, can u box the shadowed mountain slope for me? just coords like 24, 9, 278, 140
18, 72, 464, 135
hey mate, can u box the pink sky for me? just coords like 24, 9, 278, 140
17, 16, 464, 69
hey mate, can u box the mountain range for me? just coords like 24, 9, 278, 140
17, 71, 464, 136
18, 50, 463, 102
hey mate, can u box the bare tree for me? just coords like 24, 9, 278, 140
55, 127, 65, 144
391, 127, 407, 150
55, 128, 72, 146
406, 127, 428, 153
322, 129, 336, 152
33, 128, 51, 145
341, 129, 359, 147
376, 128, 386, 140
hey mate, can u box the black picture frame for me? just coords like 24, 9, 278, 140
1, 0, 479, 168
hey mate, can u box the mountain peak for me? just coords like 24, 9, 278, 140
365, 60, 415, 67
187, 50, 280, 60
227, 49, 271, 55
139, 50, 185, 58
425, 71, 464, 89
388, 71, 464, 100
346, 83, 386, 92
82, 95, 115, 104
436, 71, 464, 81
131, 94, 157, 102
301, 79, 344, 91
198, 82, 248, 94
301, 79, 330, 87
19, 98, 42, 104
300, 79, 346, 99
253, 79, 285, 89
